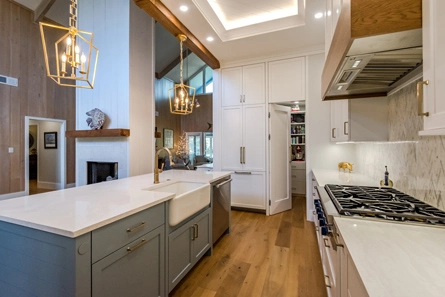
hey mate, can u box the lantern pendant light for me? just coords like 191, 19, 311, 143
168, 34, 196, 115
39, 0, 99, 88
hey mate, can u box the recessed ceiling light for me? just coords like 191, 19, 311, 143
206, 36, 214, 42
179, 5, 188, 12
314, 12, 323, 19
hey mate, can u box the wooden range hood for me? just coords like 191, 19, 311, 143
322, 0, 422, 100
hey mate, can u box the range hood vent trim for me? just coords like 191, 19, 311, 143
321, 0, 422, 100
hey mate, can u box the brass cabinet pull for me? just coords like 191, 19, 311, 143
191, 224, 199, 240
332, 233, 344, 249
126, 221, 146, 233
240, 95, 243, 103
315, 226, 319, 231
234, 171, 252, 175
324, 275, 331, 288
313, 210, 316, 215
343, 121, 349, 135
324, 237, 331, 248
332, 128, 336, 138
240, 147, 243, 164
243, 147, 246, 164
127, 239, 147, 252
243, 95, 246, 103
417, 80, 430, 117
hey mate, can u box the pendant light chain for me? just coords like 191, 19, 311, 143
179, 37, 184, 85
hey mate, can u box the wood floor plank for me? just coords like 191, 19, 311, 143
275, 208, 292, 248
214, 261, 250, 297
236, 227, 276, 296
261, 246, 290, 297
169, 196, 327, 297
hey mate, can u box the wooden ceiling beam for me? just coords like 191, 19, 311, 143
156, 49, 192, 80
34, 0, 56, 23
133, 0, 220, 70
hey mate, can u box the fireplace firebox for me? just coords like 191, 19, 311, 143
87, 162, 118, 184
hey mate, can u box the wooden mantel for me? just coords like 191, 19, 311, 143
66, 129, 130, 138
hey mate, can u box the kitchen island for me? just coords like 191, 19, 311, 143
0, 170, 231, 297
312, 169, 445, 297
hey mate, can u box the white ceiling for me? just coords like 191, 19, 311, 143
163, 0, 325, 65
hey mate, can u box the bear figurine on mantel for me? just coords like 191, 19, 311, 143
86, 108, 106, 130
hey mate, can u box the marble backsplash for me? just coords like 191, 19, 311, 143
354, 80, 445, 210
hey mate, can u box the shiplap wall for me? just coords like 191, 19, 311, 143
76, 0, 155, 185
0, 0, 76, 195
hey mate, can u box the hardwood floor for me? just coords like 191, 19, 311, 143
170, 196, 327, 297
29, 179, 54, 195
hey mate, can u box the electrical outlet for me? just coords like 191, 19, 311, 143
8, 147, 14, 153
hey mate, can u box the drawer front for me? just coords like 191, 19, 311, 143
92, 225, 165, 297
92, 203, 165, 263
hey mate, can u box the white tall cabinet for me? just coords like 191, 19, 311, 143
268, 57, 306, 103
419, 0, 445, 135
221, 63, 267, 210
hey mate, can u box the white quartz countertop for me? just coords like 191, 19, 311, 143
0, 170, 231, 238
335, 217, 445, 297
312, 169, 378, 187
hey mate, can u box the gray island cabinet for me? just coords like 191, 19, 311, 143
167, 206, 211, 292
0, 202, 166, 297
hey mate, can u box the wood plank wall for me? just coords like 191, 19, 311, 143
0, 0, 75, 195
154, 78, 212, 155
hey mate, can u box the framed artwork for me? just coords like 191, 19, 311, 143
44, 132, 57, 149
163, 129, 174, 149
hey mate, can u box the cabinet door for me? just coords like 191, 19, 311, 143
243, 63, 265, 105
420, 0, 445, 135
221, 67, 243, 107
168, 222, 193, 292
231, 172, 266, 210
268, 58, 306, 103
330, 100, 349, 142
191, 209, 211, 262
346, 251, 369, 297
221, 106, 243, 171
243, 104, 266, 171
92, 225, 165, 297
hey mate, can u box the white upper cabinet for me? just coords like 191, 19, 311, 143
330, 97, 389, 142
221, 63, 265, 107
330, 100, 349, 142
419, 0, 445, 135
268, 57, 306, 103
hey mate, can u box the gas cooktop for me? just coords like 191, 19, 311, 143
324, 184, 445, 226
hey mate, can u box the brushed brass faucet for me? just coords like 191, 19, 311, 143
154, 147, 173, 184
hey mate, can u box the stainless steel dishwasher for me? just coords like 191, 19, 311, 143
212, 176, 232, 244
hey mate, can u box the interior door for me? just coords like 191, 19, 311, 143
269, 104, 292, 215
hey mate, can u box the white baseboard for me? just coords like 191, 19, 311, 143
0, 191, 26, 201
66, 183, 76, 188
37, 181, 63, 190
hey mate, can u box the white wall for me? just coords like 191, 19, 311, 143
305, 53, 356, 220
129, 1, 155, 176
38, 121, 63, 188
76, 0, 155, 185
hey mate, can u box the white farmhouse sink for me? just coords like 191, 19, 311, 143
147, 181, 210, 226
